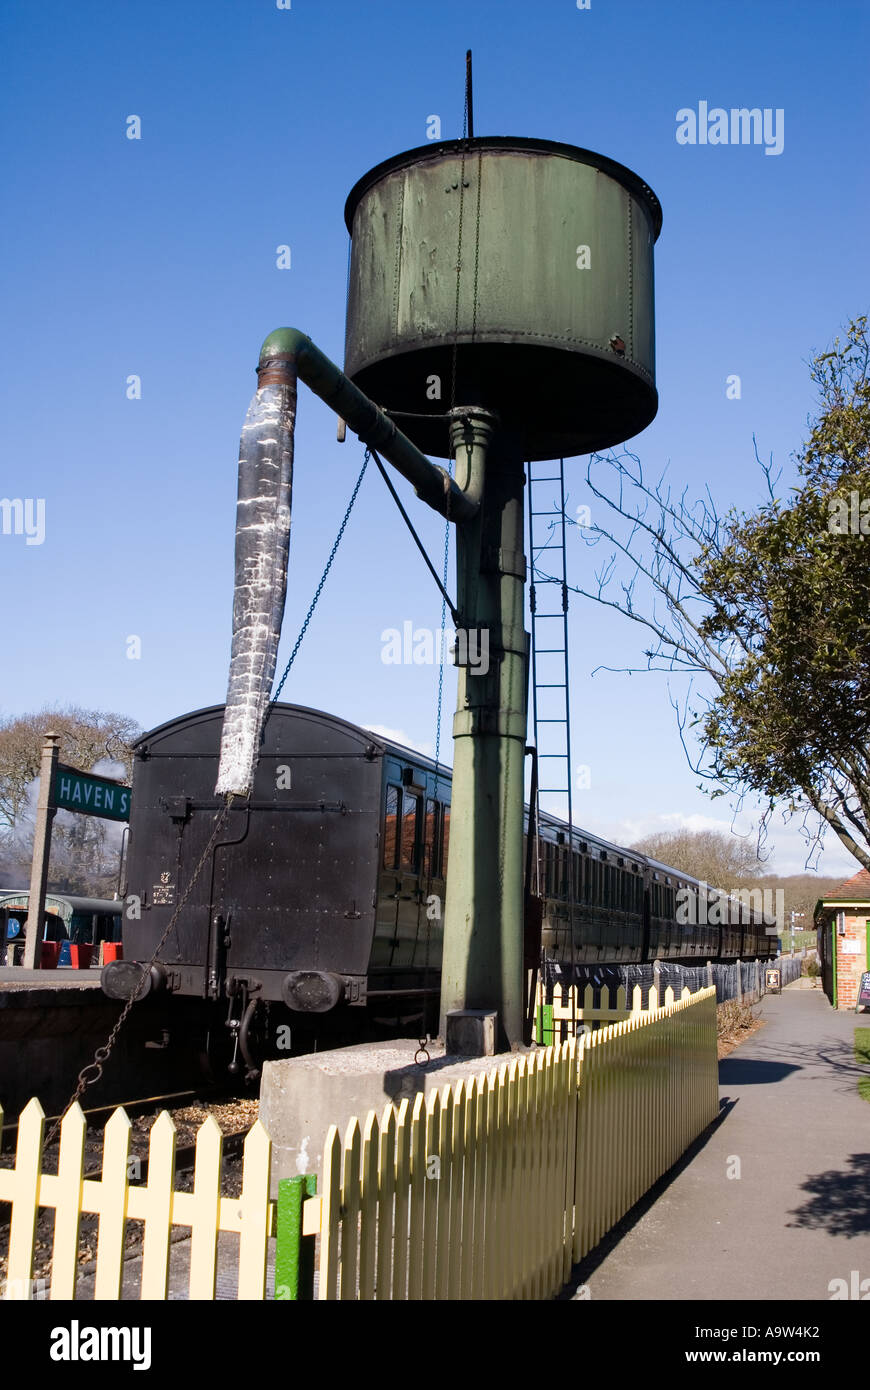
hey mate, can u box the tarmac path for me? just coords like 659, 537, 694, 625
567, 984, 870, 1301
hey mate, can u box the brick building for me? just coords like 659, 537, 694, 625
815, 869, 870, 1009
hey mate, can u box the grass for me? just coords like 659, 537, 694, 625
855, 1029, 870, 1103
784, 931, 817, 950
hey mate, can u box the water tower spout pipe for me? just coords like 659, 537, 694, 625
258, 329, 479, 522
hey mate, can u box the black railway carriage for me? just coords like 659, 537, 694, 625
110, 704, 452, 1016
535, 814, 648, 966
533, 833, 776, 969
104, 703, 776, 1060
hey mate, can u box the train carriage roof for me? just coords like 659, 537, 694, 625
131, 703, 765, 909
135, 702, 391, 755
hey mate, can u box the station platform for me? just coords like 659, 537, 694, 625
0, 972, 207, 1119
566, 982, 870, 1301
0, 967, 102, 992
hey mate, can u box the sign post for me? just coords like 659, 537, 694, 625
765, 967, 782, 995
23, 732, 60, 970
18, 749, 132, 970
856, 971, 870, 1014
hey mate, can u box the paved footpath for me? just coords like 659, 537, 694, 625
571, 984, 870, 1301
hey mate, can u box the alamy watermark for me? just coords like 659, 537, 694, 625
676, 103, 784, 156
827, 490, 870, 535
0, 497, 45, 545
381, 623, 490, 675
50, 1322, 151, 1370
676, 881, 784, 934
829, 1271, 870, 1299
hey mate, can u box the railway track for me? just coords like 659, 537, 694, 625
0, 1088, 209, 1145
0, 1091, 257, 1241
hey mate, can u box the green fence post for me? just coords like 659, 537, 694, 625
535, 1003, 553, 1045
275, 1174, 318, 1300
275, 1176, 303, 1300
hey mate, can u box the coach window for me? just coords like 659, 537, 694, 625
423, 798, 440, 879
400, 792, 421, 871
384, 785, 400, 868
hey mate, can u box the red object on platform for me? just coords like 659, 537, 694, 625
102, 942, 123, 963
39, 941, 61, 969
70, 944, 94, 969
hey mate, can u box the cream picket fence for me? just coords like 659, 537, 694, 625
0, 986, 719, 1301
572, 986, 718, 1261
535, 981, 692, 1042
317, 1039, 578, 1300
0, 1103, 273, 1300
313, 985, 718, 1298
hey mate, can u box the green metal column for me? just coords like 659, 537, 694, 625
439, 412, 528, 1051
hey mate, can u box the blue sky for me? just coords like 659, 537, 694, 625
1, 0, 867, 876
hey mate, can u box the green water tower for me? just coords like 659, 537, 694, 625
341, 135, 661, 1051
344, 137, 661, 460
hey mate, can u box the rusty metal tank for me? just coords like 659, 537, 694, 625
344, 136, 661, 461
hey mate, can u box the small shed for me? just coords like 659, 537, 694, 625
815, 870, 870, 1009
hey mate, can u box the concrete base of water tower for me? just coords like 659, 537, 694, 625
444, 1008, 498, 1056
260, 1038, 517, 1194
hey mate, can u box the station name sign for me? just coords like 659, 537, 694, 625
54, 764, 131, 822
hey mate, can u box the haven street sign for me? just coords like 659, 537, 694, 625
54, 764, 131, 822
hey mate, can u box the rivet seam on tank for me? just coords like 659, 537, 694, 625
627, 197, 634, 357
385, 326, 651, 378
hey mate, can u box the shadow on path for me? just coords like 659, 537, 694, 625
787, 1154, 870, 1239
717, 1058, 801, 1085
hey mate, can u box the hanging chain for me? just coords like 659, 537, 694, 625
267, 450, 370, 717
45, 795, 235, 1145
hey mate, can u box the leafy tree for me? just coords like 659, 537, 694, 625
573, 316, 870, 871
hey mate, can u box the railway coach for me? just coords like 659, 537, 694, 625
102, 704, 775, 1066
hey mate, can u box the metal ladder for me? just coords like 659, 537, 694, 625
527, 458, 576, 974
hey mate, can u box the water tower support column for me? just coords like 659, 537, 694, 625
440, 411, 528, 1052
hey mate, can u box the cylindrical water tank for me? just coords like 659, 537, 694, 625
344, 137, 661, 461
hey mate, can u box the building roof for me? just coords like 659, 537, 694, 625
820, 868, 870, 905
